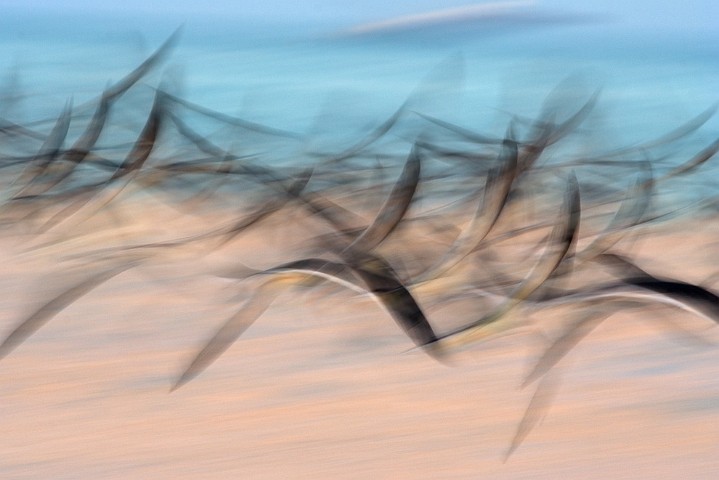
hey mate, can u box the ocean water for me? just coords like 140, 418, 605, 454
0, 11, 717, 198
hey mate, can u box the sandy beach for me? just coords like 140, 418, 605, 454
1, 192, 717, 479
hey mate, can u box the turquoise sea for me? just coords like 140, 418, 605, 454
0, 9, 717, 199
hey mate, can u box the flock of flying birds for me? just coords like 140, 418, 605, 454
1, 31, 718, 459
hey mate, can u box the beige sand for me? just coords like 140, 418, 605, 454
1, 196, 718, 479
